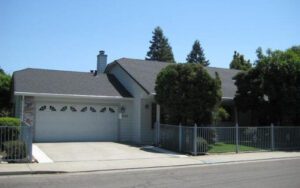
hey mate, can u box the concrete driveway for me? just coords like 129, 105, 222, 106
33, 142, 185, 162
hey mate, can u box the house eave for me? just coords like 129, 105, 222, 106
150, 93, 234, 100
222, 97, 234, 100
14, 92, 133, 100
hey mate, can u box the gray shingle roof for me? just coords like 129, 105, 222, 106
13, 68, 132, 98
109, 58, 240, 98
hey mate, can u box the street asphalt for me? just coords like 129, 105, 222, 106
1, 158, 300, 188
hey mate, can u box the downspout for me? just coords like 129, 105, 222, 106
21, 95, 25, 122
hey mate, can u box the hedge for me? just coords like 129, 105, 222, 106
0, 117, 21, 146
0, 117, 20, 127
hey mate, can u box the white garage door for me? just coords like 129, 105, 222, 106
35, 102, 118, 142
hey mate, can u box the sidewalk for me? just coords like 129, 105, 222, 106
1, 151, 300, 175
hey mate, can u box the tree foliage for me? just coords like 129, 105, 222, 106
146, 26, 175, 63
0, 68, 12, 116
234, 46, 300, 125
229, 51, 252, 71
155, 64, 221, 125
186, 40, 209, 66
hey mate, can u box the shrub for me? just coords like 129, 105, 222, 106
3, 140, 27, 161
0, 117, 20, 127
197, 137, 209, 153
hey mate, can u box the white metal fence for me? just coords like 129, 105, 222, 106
158, 124, 300, 155
0, 123, 32, 162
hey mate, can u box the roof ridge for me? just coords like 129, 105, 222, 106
117, 57, 169, 64
117, 58, 239, 71
15, 67, 94, 74
205, 66, 240, 72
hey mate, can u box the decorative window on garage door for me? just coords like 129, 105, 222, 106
100, 107, 106, 113
109, 107, 115, 113
60, 106, 67, 112
90, 107, 96, 112
81, 107, 87, 112
49, 105, 56, 111
70, 106, 77, 112
39, 105, 46, 111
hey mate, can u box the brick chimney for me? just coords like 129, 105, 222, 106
97, 50, 107, 73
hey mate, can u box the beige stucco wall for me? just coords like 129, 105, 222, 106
140, 98, 155, 144
109, 64, 149, 143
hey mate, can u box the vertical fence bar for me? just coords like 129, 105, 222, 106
235, 122, 239, 153
271, 123, 275, 151
156, 104, 160, 146
179, 123, 182, 152
193, 123, 197, 155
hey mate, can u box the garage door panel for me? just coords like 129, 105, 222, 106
35, 103, 118, 142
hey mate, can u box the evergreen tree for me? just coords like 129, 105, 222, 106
146, 27, 175, 63
0, 69, 12, 116
186, 40, 209, 66
229, 51, 252, 71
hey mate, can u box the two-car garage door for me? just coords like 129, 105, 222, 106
35, 102, 118, 142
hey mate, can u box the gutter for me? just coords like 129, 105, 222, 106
150, 92, 234, 100
14, 92, 133, 100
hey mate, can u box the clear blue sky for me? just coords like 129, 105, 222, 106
1, 0, 299, 74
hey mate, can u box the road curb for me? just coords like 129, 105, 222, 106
0, 171, 66, 176
1, 156, 299, 176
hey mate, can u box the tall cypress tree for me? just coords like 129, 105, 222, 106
186, 40, 209, 66
230, 51, 252, 71
146, 26, 175, 63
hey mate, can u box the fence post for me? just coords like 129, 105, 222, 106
193, 123, 197, 156
179, 123, 182, 152
271, 123, 275, 151
235, 122, 239, 153
156, 121, 161, 146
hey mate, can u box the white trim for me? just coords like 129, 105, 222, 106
222, 97, 234, 100
14, 92, 133, 100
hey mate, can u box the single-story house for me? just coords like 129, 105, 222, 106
12, 51, 250, 144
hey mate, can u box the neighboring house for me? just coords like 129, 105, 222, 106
12, 51, 248, 144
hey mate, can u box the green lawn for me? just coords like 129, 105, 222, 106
208, 142, 262, 153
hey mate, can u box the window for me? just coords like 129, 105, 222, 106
108, 107, 115, 113
90, 107, 96, 112
60, 106, 67, 112
70, 106, 77, 112
39, 105, 46, 111
81, 107, 87, 112
100, 107, 106, 113
49, 105, 56, 111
